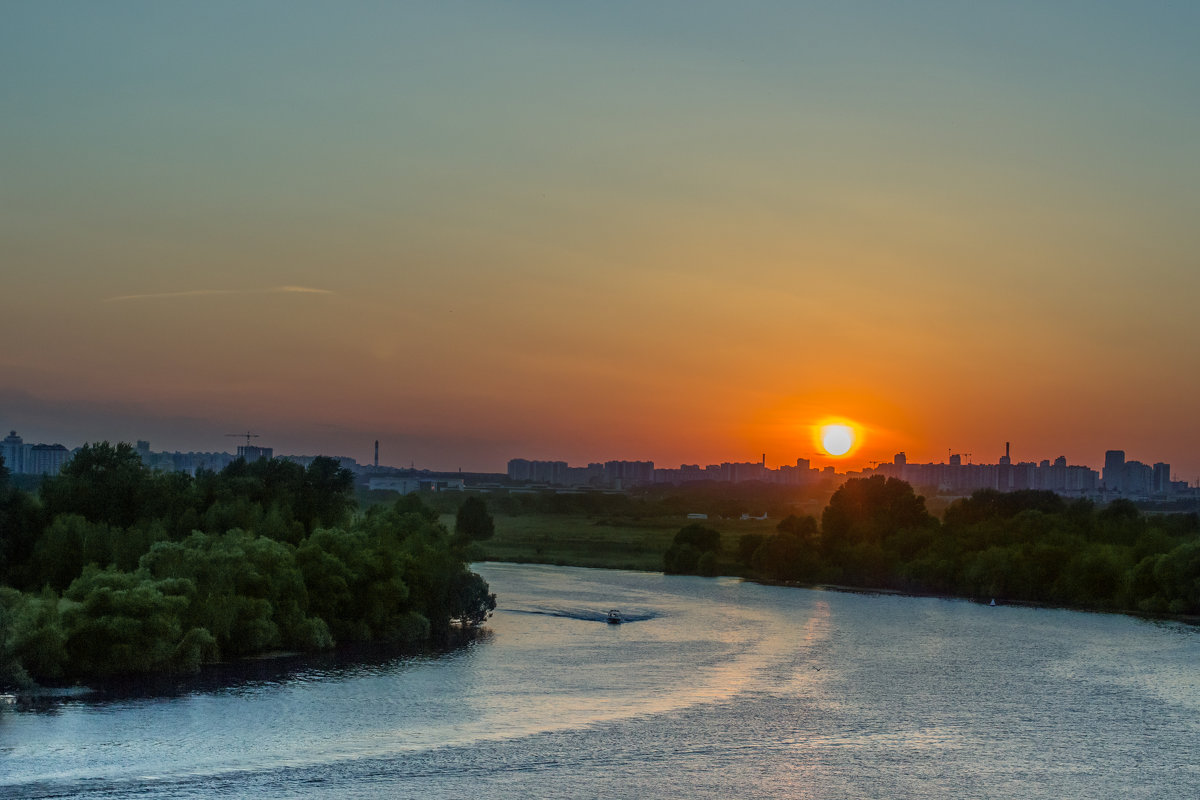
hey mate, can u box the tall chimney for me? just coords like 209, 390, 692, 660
1005, 441, 1010, 460
374, 440, 379, 468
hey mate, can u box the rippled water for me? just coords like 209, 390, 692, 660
3, 563, 1199, 798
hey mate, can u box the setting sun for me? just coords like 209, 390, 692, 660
820, 424, 856, 457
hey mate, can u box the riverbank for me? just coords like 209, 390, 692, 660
473, 513, 1200, 626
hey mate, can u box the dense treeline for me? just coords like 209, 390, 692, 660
0, 444, 495, 689
398, 480, 839, 521
711, 475, 1200, 615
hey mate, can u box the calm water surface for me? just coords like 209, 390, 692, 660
3, 563, 1199, 798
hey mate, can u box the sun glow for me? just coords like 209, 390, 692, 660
818, 423, 857, 457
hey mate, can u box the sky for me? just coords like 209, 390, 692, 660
3, 1, 1199, 478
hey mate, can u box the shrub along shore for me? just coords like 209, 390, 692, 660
0, 444, 495, 689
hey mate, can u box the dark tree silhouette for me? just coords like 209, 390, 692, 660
455, 496, 495, 542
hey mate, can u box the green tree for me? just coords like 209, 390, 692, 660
62, 567, 190, 677
663, 543, 701, 575
822, 476, 933, 548
663, 524, 722, 575
0, 484, 43, 588
455, 497, 495, 543
737, 533, 766, 566
672, 523, 721, 552
27, 514, 117, 591
298, 457, 356, 532
41, 442, 152, 528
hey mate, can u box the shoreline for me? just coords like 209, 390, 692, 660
2, 628, 489, 701
482, 556, 1200, 626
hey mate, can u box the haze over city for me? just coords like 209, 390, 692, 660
3, 1, 1198, 477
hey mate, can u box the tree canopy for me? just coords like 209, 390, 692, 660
0, 448, 494, 689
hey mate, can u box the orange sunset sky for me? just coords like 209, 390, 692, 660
3, 2, 1199, 478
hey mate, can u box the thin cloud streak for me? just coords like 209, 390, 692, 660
276, 286, 334, 294
104, 286, 334, 302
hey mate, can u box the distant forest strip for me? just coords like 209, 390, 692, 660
432, 476, 1200, 617
0, 444, 495, 689
662, 476, 1200, 616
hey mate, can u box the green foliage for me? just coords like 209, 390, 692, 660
0, 446, 492, 685
62, 567, 190, 677
0, 487, 44, 586
140, 530, 313, 657
1, 587, 68, 688
40, 442, 151, 529
663, 523, 723, 575
672, 523, 722, 551
666, 481, 1200, 619
942, 489, 1066, 527
752, 517, 824, 582
455, 496, 495, 543
822, 476, 933, 547
28, 515, 119, 590
696, 551, 719, 577
663, 544, 701, 575
737, 534, 766, 566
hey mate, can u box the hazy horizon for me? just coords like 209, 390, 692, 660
4, 2, 1198, 477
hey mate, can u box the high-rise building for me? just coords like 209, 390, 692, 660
2, 430, 26, 474
1123, 460, 1152, 496
1153, 463, 1172, 495
604, 460, 654, 487
237, 445, 273, 461
27, 444, 69, 475
1103, 450, 1126, 491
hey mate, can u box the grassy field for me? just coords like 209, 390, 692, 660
442, 513, 780, 572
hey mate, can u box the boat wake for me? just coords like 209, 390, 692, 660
505, 606, 658, 623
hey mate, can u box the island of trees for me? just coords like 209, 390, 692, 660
666, 475, 1200, 616
0, 444, 495, 689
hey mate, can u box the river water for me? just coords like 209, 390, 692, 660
3, 563, 1199, 798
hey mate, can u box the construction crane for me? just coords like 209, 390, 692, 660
226, 431, 260, 448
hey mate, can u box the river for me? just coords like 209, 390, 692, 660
3, 563, 1199, 798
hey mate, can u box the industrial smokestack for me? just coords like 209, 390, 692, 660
374, 440, 379, 468
762, 453, 766, 466
1005, 441, 1010, 460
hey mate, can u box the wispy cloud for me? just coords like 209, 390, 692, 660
276, 285, 334, 295
104, 286, 334, 303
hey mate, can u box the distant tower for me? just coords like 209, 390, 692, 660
999, 442, 1011, 466
761, 453, 766, 466
1104, 450, 1126, 492
1, 430, 25, 474
374, 440, 379, 468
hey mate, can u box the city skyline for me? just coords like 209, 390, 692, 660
4, 423, 1195, 493
3, 3, 1198, 479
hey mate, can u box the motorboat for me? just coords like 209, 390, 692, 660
606, 609, 623, 624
